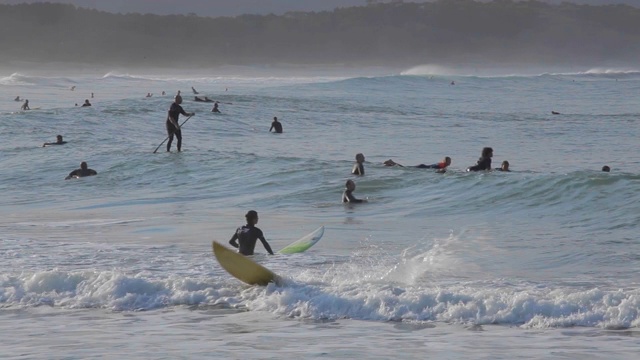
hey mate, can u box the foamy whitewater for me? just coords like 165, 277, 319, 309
1, 65, 639, 359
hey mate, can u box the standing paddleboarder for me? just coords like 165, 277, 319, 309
166, 94, 194, 152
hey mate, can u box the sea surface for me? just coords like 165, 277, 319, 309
1, 65, 639, 359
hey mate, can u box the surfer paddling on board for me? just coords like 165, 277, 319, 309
65, 161, 97, 179
229, 210, 275, 255
42, 135, 67, 147
384, 156, 451, 173
166, 94, 194, 152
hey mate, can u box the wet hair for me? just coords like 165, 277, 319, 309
345, 179, 355, 188
502, 160, 510, 167
80, 161, 88, 170
174, 94, 183, 103
245, 210, 258, 221
273, 116, 278, 121
601, 165, 610, 172
355, 153, 365, 162
56, 135, 62, 139
481, 147, 493, 157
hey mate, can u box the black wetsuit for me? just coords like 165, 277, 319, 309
66, 168, 97, 178
352, 162, 364, 175
81, 102, 91, 107
166, 102, 187, 152
342, 190, 364, 203
270, 121, 283, 133
212, 104, 220, 113
467, 157, 492, 171
229, 225, 274, 255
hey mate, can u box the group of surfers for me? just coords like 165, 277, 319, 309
37, 91, 613, 258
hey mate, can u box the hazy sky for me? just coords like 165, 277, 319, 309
0, 0, 637, 17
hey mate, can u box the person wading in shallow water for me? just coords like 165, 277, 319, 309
228, 210, 274, 256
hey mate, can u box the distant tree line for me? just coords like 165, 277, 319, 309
2, 0, 640, 67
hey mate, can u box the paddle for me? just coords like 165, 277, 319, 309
152, 115, 193, 153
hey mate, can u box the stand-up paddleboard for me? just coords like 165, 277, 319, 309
212, 241, 279, 286
278, 226, 324, 254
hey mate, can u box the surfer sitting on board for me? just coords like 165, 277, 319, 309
21, 99, 30, 111
212, 102, 220, 113
43, 135, 67, 147
65, 161, 97, 179
352, 153, 365, 175
81, 99, 92, 107
269, 117, 283, 133
229, 210, 274, 255
384, 156, 451, 173
342, 179, 367, 203
466, 147, 493, 172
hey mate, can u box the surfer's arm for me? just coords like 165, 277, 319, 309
269, 124, 274, 132
259, 237, 274, 255
229, 233, 239, 248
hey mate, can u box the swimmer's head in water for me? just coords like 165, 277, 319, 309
345, 179, 356, 191
501, 160, 510, 171
80, 161, 88, 170
174, 94, 183, 104
444, 156, 452, 166
56, 135, 63, 141
355, 153, 365, 163
602, 165, 610, 172
245, 210, 259, 223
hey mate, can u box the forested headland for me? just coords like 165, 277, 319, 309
2, 0, 640, 68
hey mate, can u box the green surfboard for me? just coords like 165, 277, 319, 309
278, 226, 324, 254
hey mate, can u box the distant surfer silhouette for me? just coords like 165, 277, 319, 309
43, 135, 67, 147
14, 96, 20, 101
21, 99, 30, 110
352, 153, 365, 176
269, 117, 283, 133
602, 165, 610, 172
192, 86, 199, 94
65, 161, 97, 179
342, 179, 367, 203
551, 111, 560, 115
384, 156, 451, 172
212, 102, 220, 113
81, 99, 92, 107
467, 147, 493, 172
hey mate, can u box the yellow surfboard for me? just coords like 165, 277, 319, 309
212, 241, 279, 286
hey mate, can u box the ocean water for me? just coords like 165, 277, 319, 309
1, 65, 639, 359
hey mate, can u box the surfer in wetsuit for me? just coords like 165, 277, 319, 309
21, 99, 30, 111
212, 102, 220, 113
42, 135, 67, 147
342, 179, 367, 203
166, 94, 194, 152
466, 147, 493, 172
352, 153, 365, 175
384, 156, 451, 172
81, 99, 92, 107
65, 161, 97, 179
496, 160, 510, 172
269, 117, 283, 133
229, 210, 274, 256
